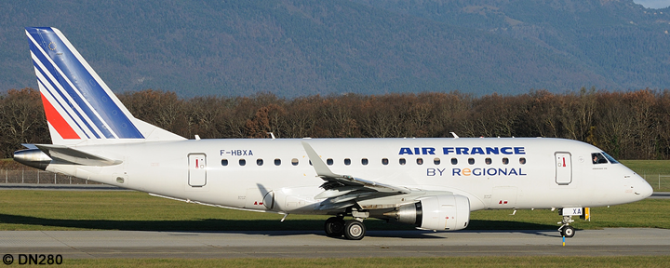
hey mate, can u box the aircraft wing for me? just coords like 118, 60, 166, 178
302, 141, 411, 210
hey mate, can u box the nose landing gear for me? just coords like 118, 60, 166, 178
557, 207, 588, 238
557, 215, 575, 238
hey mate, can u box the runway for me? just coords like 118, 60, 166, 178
1, 228, 669, 259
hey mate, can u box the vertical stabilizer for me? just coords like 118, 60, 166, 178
25, 27, 185, 145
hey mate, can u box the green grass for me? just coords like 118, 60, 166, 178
620, 160, 670, 191
621, 160, 670, 174
0, 190, 668, 231
57, 256, 670, 267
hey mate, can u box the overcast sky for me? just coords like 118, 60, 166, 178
634, 0, 670, 9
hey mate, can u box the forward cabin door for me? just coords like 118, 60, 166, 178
188, 153, 207, 187
555, 152, 572, 185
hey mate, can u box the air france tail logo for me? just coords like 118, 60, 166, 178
399, 146, 526, 155
25, 27, 144, 140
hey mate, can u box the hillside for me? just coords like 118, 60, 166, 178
0, 0, 668, 97
356, 0, 670, 92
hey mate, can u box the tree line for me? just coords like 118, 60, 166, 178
1, 87, 670, 160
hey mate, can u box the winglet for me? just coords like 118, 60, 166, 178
302, 141, 409, 194
301, 141, 340, 178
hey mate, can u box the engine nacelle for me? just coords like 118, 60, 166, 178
387, 195, 470, 231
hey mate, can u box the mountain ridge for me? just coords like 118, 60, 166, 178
1, 0, 668, 98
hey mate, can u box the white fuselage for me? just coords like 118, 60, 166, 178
46, 137, 652, 214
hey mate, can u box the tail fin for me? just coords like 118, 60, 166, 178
25, 27, 184, 146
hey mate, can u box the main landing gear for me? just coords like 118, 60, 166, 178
324, 216, 366, 240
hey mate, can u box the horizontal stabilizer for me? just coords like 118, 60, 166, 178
35, 144, 122, 166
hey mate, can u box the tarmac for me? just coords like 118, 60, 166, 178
0, 228, 669, 258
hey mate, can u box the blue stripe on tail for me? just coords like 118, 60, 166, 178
26, 27, 144, 139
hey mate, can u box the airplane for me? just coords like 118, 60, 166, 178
14, 27, 653, 240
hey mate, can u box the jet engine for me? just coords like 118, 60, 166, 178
385, 195, 470, 231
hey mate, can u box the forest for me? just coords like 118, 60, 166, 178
1, 87, 670, 160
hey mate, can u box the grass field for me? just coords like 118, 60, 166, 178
620, 160, 670, 191
0, 190, 667, 231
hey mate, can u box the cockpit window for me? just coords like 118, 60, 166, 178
592, 153, 608, 164
602, 152, 619, 164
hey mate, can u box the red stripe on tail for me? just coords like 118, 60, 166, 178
41, 94, 80, 139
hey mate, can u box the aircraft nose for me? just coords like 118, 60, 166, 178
636, 176, 653, 199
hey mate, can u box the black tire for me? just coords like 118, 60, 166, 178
324, 217, 345, 237
562, 226, 575, 238
343, 220, 366, 240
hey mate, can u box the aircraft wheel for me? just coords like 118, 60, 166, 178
562, 226, 575, 238
343, 220, 366, 240
324, 217, 345, 237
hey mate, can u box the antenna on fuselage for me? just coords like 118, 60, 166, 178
267, 132, 276, 139
450, 132, 459, 139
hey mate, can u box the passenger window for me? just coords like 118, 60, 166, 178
592, 153, 608, 164
344, 158, 351, 166
468, 158, 475, 165
502, 158, 509, 165
433, 158, 440, 165
519, 157, 526, 165
256, 159, 263, 166
327, 158, 334, 166
239, 159, 246, 166
451, 158, 458, 165
361, 158, 369, 165
399, 158, 406, 165
291, 158, 299, 166
485, 158, 492, 165
416, 158, 423, 165
382, 158, 389, 165
274, 159, 281, 166
221, 159, 228, 166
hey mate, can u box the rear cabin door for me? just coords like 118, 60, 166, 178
555, 152, 572, 185
188, 153, 207, 187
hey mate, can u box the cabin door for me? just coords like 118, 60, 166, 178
555, 152, 572, 185
188, 153, 207, 187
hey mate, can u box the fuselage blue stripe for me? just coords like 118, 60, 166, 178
34, 62, 95, 139
27, 27, 144, 139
